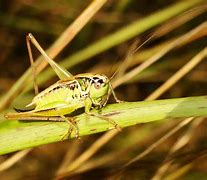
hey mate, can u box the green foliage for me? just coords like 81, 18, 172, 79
1, 96, 207, 155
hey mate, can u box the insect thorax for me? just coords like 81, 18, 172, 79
81, 74, 110, 107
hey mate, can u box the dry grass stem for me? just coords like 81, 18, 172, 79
146, 47, 207, 100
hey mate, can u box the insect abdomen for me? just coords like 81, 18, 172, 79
34, 85, 83, 110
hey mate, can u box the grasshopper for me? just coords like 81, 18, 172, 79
5, 33, 121, 139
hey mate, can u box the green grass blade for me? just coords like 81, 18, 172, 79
1, 95, 207, 155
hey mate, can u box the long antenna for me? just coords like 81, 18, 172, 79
108, 34, 155, 102
109, 34, 154, 82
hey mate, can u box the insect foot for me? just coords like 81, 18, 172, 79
86, 112, 122, 132
61, 117, 79, 141
116, 99, 125, 103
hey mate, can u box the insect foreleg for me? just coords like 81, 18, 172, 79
84, 97, 93, 113
109, 83, 123, 103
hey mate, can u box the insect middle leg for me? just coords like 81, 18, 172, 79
84, 97, 121, 131
86, 112, 121, 131
58, 114, 79, 140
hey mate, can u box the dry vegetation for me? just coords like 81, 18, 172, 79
0, 0, 207, 179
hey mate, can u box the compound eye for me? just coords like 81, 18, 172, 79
94, 82, 101, 89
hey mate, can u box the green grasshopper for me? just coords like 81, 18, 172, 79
5, 33, 121, 139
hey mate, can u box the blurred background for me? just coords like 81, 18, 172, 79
0, 0, 207, 179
